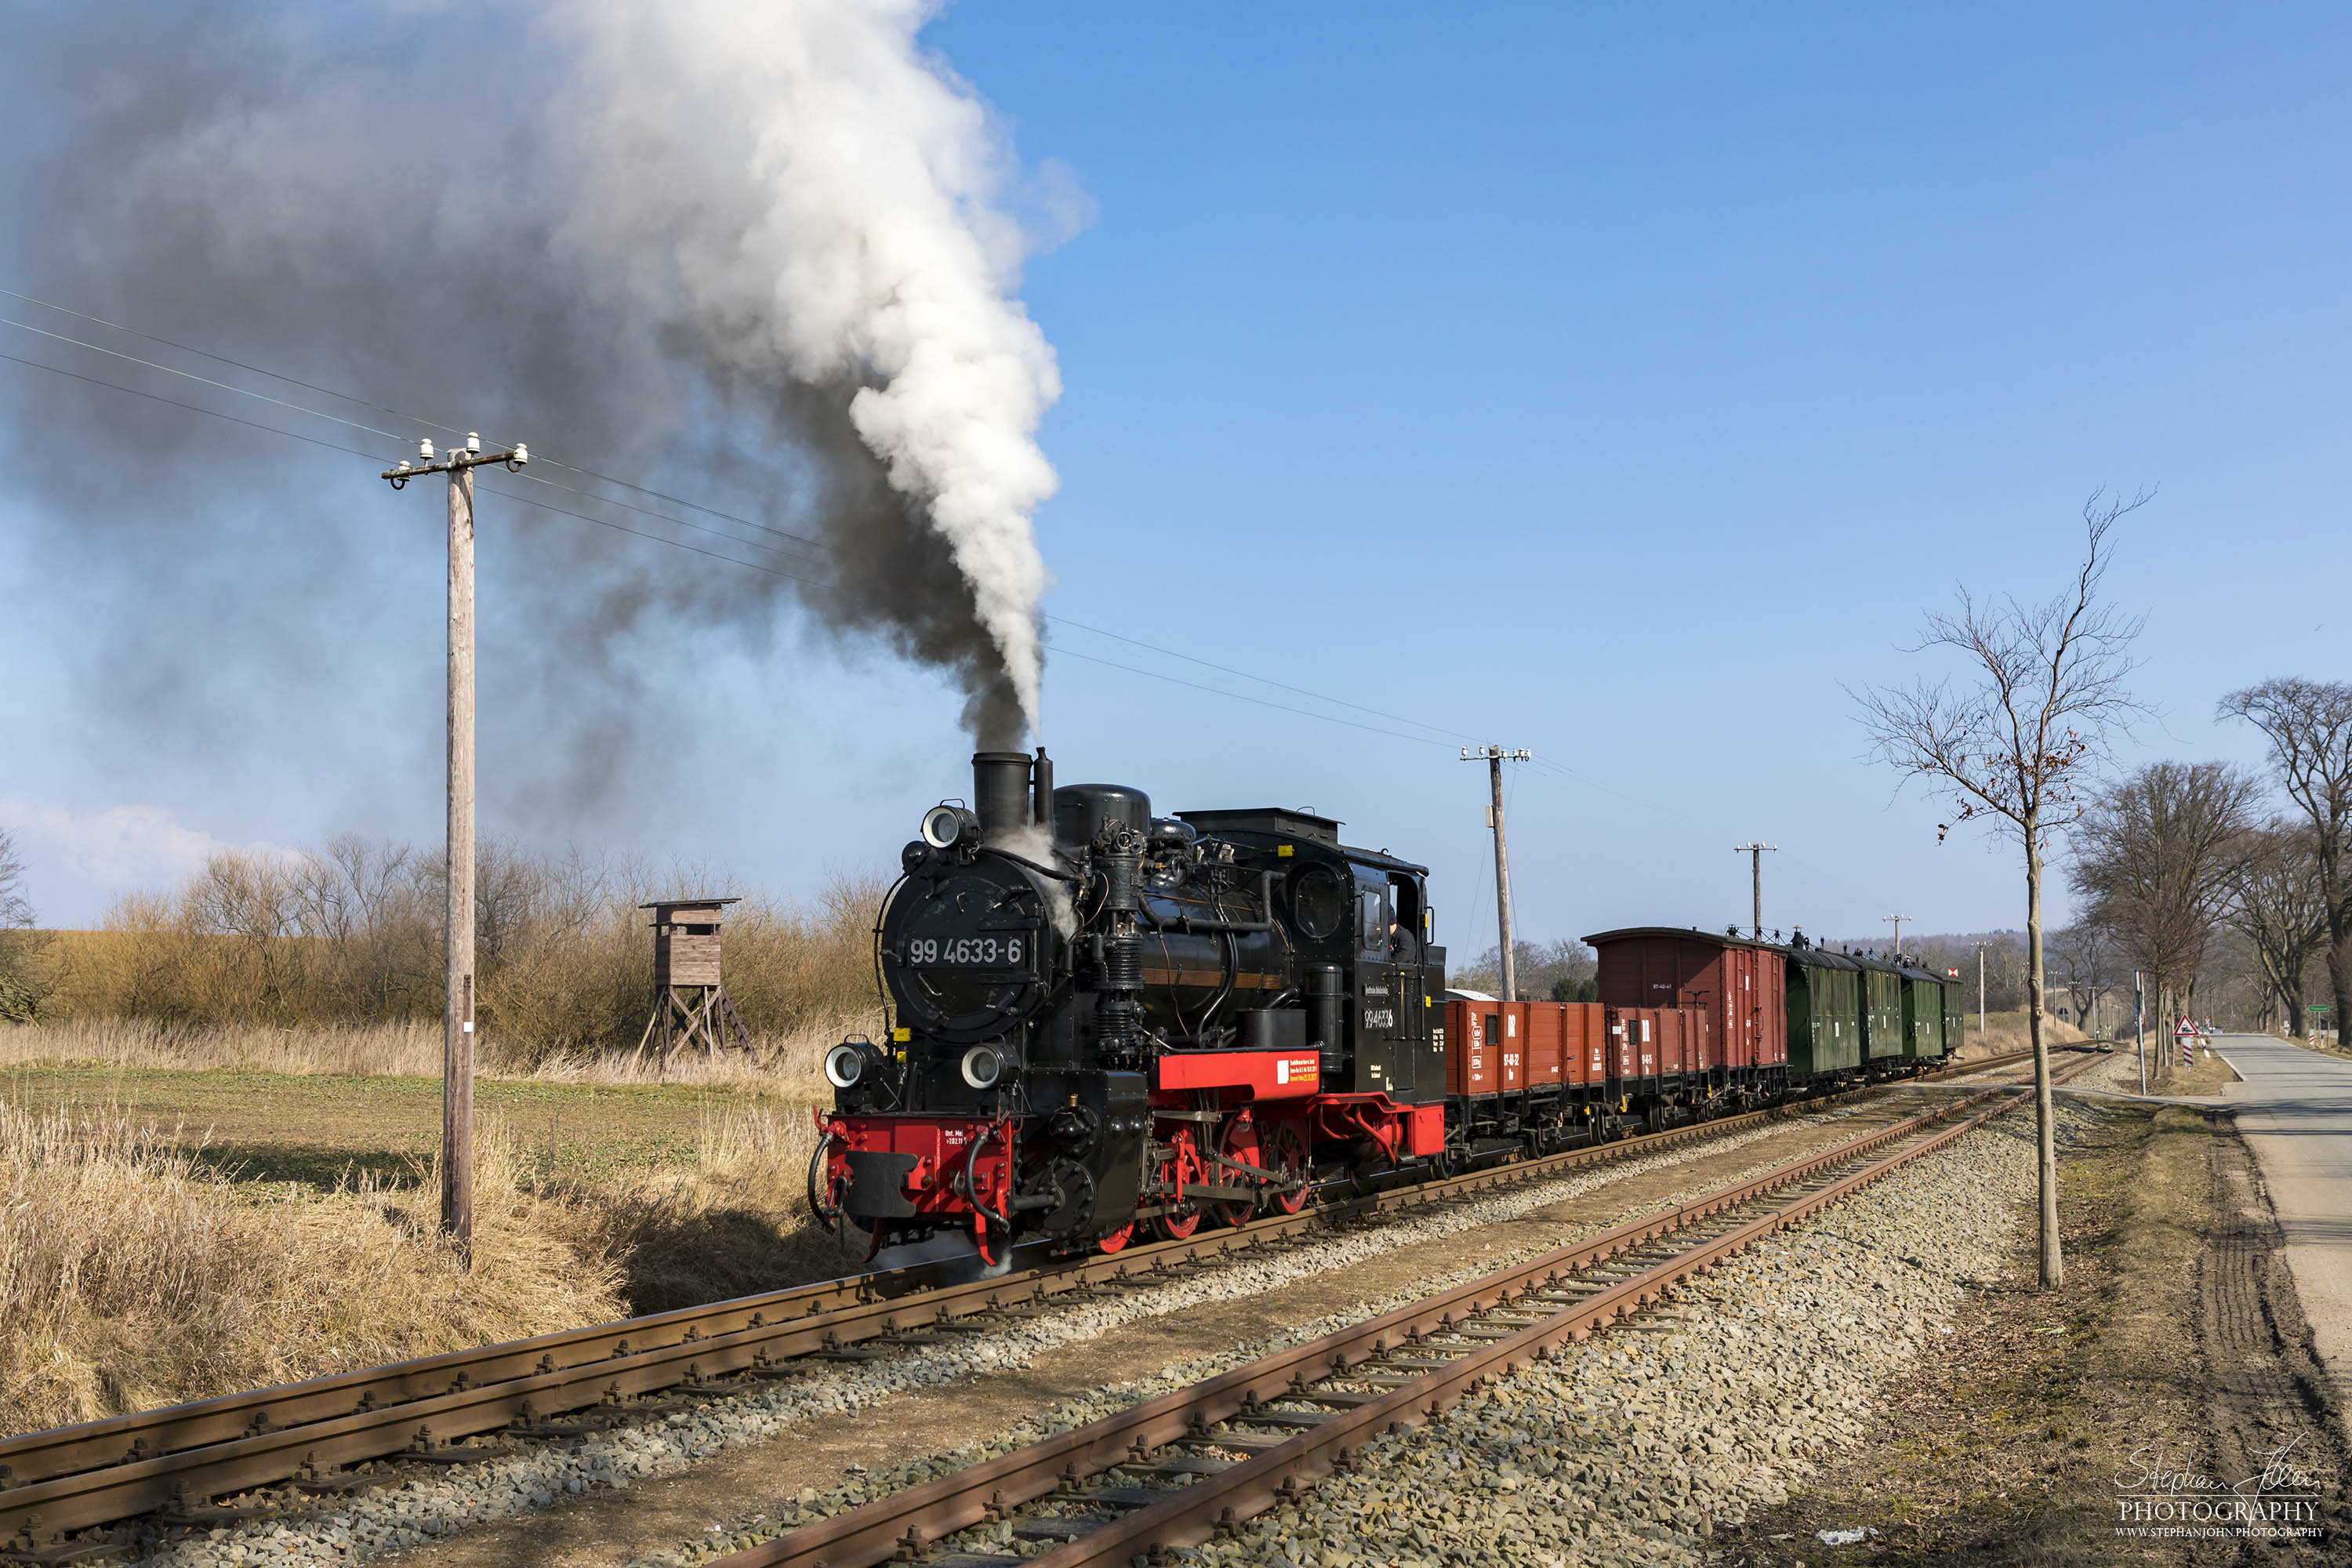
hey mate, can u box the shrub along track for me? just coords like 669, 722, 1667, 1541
0, 1049, 2064, 1563
705, 1054, 2103, 1568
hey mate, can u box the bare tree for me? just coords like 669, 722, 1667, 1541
0, 826, 30, 931
2047, 923, 2113, 1036
2219, 679, 2352, 1040
1452, 938, 1595, 1001
1853, 491, 2149, 1287
0, 826, 35, 1023
2224, 822, 2331, 1036
2069, 761, 2260, 1054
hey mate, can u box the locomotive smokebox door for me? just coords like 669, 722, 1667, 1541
883, 860, 1050, 1045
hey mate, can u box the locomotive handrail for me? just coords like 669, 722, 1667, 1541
978, 844, 1081, 882
1138, 909, 1276, 935
954, 1119, 1014, 1230
805, 1131, 844, 1232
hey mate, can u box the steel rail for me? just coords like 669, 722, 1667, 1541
0, 1047, 2060, 1552
708, 1052, 2099, 1568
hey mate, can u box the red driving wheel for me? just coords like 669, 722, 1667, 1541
1095, 1222, 1136, 1254
1152, 1131, 1207, 1241
1265, 1120, 1310, 1214
1217, 1116, 1264, 1229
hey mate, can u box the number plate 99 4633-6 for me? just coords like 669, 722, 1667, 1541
907, 936, 1025, 966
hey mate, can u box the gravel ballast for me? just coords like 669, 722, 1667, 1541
1200, 1095, 2114, 1568
649, 1084, 2103, 1568
116, 1105, 1904, 1568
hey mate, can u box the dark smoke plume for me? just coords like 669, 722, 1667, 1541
0, 0, 1059, 801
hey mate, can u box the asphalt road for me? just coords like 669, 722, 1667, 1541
2216, 1034, 2352, 1403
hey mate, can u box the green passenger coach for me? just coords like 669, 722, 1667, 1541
1784, 946, 1863, 1076
1898, 965, 1945, 1058
1853, 954, 1907, 1063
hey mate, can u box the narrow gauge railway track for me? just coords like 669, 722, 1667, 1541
0, 1048, 2063, 1561
712, 1051, 2103, 1568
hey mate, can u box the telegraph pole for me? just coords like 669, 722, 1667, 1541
1732, 843, 1777, 938
1461, 746, 1530, 1000
381, 432, 528, 1266
1882, 913, 1911, 962
1977, 943, 1987, 1036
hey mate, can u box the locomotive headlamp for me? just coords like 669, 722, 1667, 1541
824, 1043, 870, 1090
960, 1044, 1006, 1090
921, 803, 982, 850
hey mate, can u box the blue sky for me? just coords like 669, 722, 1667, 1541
3, 2, 2347, 961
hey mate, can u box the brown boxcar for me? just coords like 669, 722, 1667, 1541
1442, 998, 1497, 1096
1497, 1002, 1525, 1091
1603, 1004, 1711, 1080
1585, 927, 1788, 1079
1522, 1002, 1563, 1087
1563, 1003, 1606, 1083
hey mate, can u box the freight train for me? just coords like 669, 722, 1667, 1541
810, 752, 1963, 1262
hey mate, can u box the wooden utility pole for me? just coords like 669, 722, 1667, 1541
1462, 746, 1530, 999
1882, 913, 1911, 962
1732, 843, 1777, 938
382, 432, 528, 1267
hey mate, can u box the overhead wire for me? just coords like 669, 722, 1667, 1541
477, 481, 833, 587
0, 316, 409, 444
0, 293, 1573, 769
0, 289, 834, 554
0, 347, 394, 465
1045, 647, 1454, 748
2, 285, 458, 440
1044, 613, 1475, 746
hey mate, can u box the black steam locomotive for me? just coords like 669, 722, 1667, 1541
812, 750, 1450, 1261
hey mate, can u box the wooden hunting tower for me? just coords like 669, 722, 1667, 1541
637, 897, 752, 1062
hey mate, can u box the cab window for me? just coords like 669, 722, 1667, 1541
1387, 875, 1422, 958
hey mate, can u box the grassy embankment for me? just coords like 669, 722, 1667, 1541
0, 846, 901, 1436
0, 1025, 859, 1439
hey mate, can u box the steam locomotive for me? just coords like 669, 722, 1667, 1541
811, 751, 1956, 1261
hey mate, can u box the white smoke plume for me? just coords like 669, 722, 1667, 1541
0, 0, 1065, 782
550, 0, 1058, 731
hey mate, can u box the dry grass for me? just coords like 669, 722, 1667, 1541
0, 1017, 837, 1102
1950, 1008, 2090, 1061
532, 1105, 860, 1315
0, 1094, 859, 1437
0, 1102, 623, 1436
13, 842, 888, 1062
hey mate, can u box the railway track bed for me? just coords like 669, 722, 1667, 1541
671, 1062, 2097, 1568
0, 1052, 2071, 1568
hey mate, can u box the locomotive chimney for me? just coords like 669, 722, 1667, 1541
1031, 746, 1054, 827
972, 751, 1033, 839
